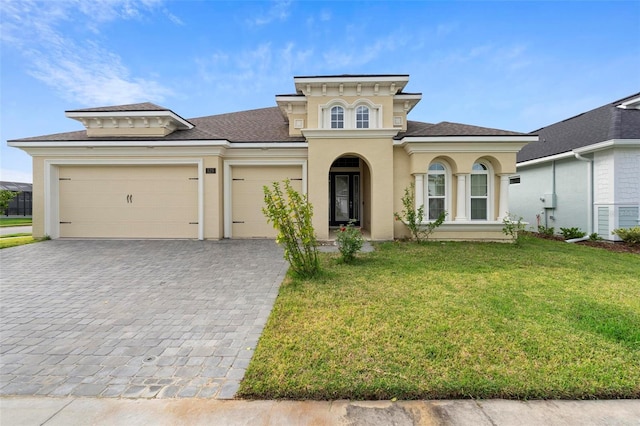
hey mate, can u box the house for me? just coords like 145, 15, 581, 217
8, 74, 536, 241
509, 93, 640, 240
0, 181, 33, 216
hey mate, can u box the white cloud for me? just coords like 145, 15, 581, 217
322, 31, 410, 69
247, 0, 292, 26
0, 169, 33, 184
1, 0, 176, 106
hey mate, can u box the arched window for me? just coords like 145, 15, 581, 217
470, 162, 489, 220
330, 106, 344, 129
355, 105, 369, 128
427, 162, 446, 220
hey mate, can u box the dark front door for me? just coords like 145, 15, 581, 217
330, 172, 360, 226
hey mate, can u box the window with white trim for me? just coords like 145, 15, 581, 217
470, 162, 489, 220
426, 162, 447, 220
355, 105, 369, 128
330, 106, 344, 129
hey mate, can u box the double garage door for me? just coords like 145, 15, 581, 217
57, 164, 302, 239
59, 165, 198, 239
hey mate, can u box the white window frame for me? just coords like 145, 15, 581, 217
355, 105, 370, 129
330, 105, 345, 129
424, 161, 452, 221
319, 100, 382, 129
468, 161, 493, 220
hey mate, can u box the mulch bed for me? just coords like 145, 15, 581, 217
528, 232, 640, 254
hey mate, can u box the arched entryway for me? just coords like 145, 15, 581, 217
328, 155, 371, 233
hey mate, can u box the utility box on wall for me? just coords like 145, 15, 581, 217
541, 193, 556, 209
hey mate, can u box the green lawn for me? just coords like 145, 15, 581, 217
0, 217, 32, 227
238, 236, 640, 400
0, 235, 38, 249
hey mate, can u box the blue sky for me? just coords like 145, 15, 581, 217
1, 0, 639, 183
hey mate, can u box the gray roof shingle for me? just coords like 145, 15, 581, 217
10, 105, 527, 143
518, 93, 640, 163
66, 102, 169, 113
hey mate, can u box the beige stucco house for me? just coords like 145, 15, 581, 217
8, 74, 536, 241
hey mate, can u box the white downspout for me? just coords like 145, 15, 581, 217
574, 151, 593, 235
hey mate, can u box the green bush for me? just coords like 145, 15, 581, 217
560, 227, 586, 240
589, 233, 602, 241
537, 225, 555, 236
502, 213, 526, 246
263, 179, 320, 278
394, 183, 446, 243
335, 219, 364, 263
612, 226, 640, 246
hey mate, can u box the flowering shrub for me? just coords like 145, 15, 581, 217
335, 219, 364, 263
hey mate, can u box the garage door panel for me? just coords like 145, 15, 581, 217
231, 166, 302, 238
59, 165, 198, 239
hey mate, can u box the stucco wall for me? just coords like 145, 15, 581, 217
510, 159, 589, 233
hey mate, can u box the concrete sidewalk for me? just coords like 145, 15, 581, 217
1, 398, 638, 426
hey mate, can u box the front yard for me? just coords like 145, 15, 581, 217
238, 236, 640, 400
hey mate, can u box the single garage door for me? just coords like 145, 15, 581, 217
231, 166, 302, 238
59, 165, 198, 238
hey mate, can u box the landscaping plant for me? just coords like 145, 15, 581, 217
263, 179, 320, 278
0, 190, 18, 214
537, 225, 555, 236
612, 226, 640, 246
335, 219, 364, 263
394, 183, 446, 242
560, 227, 586, 240
502, 213, 526, 246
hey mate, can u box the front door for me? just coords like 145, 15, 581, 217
330, 172, 360, 226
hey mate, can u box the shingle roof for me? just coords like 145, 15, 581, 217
399, 121, 526, 138
10, 107, 305, 143
10, 105, 526, 143
66, 102, 169, 113
518, 93, 640, 162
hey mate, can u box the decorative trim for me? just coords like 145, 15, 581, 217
302, 129, 399, 139
400, 140, 532, 154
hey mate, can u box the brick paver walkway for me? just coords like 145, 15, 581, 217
0, 240, 287, 399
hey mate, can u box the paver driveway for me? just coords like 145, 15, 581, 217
0, 240, 288, 399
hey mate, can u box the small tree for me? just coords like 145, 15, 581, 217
502, 212, 526, 246
0, 190, 18, 215
263, 180, 320, 278
394, 183, 446, 243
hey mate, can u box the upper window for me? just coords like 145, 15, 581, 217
470, 162, 488, 220
356, 106, 369, 129
426, 162, 447, 220
331, 106, 344, 129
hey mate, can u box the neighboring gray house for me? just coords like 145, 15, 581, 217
509, 93, 640, 241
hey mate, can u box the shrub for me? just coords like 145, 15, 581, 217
263, 179, 320, 278
0, 190, 18, 214
394, 183, 446, 243
502, 213, 526, 246
560, 227, 586, 240
537, 225, 555, 236
612, 226, 640, 246
589, 233, 602, 241
335, 219, 364, 263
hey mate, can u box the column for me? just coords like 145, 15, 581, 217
498, 174, 510, 221
455, 173, 468, 221
414, 174, 424, 216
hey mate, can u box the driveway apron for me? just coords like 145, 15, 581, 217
0, 240, 288, 399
